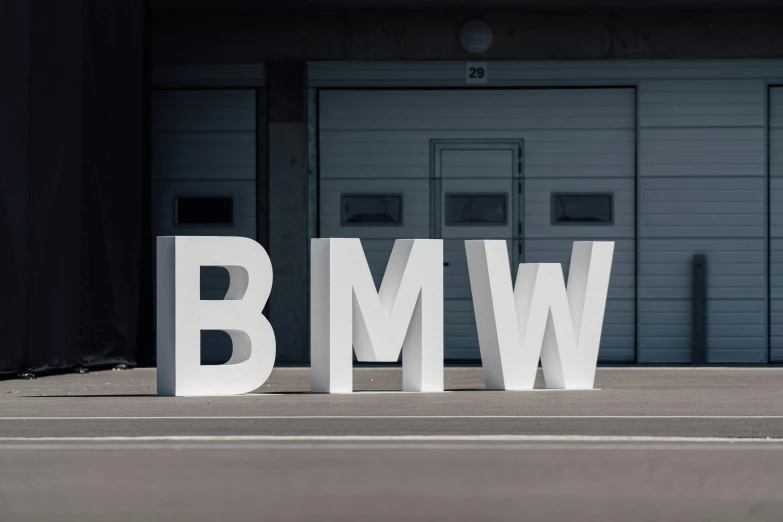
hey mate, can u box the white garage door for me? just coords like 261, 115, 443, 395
318, 88, 636, 362
151, 88, 257, 364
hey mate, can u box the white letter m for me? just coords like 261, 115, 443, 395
311, 238, 443, 394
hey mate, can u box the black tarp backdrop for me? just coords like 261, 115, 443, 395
28, 0, 85, 371
0, 0, 31, 374
80, 0, 147, 368
0, 0, 146, 375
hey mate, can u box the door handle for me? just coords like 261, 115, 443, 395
443, 262, 450, 267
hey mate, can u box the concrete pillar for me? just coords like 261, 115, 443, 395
267, 63, 309, 364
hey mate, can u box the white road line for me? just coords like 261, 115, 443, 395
0, 415, 781, 420
0, 435, 781, 443
3, 442, 783, 451
352, 367, 783, 371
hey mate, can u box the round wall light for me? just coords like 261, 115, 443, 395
458, 19, 494, 54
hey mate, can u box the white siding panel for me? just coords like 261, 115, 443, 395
151, 90, 257, 181
639, 299, 766, 363
441, 150, 514, 179
639, 239, 765, 300
637, 79, 767, 364
639, 128, 766, 177
770, 87, 783, 361
319, 129, 635, 180
639, 80, 765, 128
319, 90, 635, 132
524, 130, 635, 179
152, 133, 256, 181
639, 177, 765, 238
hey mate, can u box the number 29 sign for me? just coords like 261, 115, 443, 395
465, 62, 488, 84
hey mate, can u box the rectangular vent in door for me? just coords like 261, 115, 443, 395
445, 194, 508, 226
551, 193, 613, 225
341, 194, 403, 226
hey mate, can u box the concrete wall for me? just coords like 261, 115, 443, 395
152, 9, 783, 63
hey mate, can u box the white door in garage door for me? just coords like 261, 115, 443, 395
433, 141, 522, 360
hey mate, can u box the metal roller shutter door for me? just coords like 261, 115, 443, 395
318, 88, 636, 362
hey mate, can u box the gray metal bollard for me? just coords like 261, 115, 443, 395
692, 253, 708, 365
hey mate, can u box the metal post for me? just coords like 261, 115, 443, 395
692, 254, 708, 364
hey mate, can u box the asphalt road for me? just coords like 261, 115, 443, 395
1, 367, 783, 521
2, 440, 783, 522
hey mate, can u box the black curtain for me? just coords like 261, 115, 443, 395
0, 0, 31, 375
0, 0, 145, 376
80, 0, 146, 368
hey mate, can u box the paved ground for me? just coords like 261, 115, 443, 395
1, 367, 783, 521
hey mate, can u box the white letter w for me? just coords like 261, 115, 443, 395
465, 240, 614, 390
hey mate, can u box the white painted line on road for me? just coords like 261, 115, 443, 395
350, 367, 783, 371
0, 415, 781, 420
582, 367, 783, 371
0, 435, 781, 443
4, 441, 783, 451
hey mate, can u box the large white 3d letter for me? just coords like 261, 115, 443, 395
156, 236, 275, 396
466, 241, 614, 390
311, 238, 443, 393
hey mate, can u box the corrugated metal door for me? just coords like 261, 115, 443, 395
318, 88, 636, 362
151, 89, 257, 364
771, 87, 783, 362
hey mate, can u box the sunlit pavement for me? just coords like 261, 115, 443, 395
1, 367, 782, 521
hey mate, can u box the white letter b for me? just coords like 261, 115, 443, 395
156, 236, 276, 396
